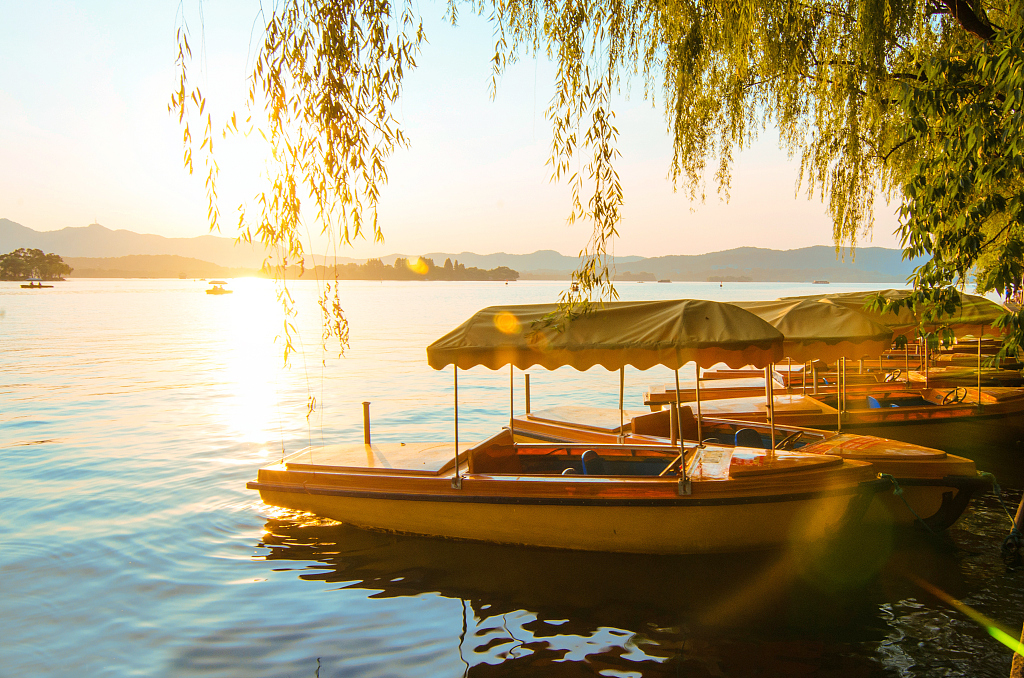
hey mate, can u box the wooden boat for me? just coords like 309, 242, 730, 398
662, 292, 1024, 445
206, 280, 233, 295
511, 404, 988, 531
248, 299, 887, 554
907, 366, 1024, 387
20, 277, 53, 289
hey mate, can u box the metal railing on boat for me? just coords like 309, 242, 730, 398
513, 442, 688, 453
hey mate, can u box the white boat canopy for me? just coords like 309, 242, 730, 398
426, 299, 785, 371
732, 298, 894, 362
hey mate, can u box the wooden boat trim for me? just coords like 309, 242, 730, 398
247, 477, 889, 507
891, 474, 992, 490
513, 442, 686, 453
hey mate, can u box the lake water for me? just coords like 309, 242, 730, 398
3, 278, 1024, 677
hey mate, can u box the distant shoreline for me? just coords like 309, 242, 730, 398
3, 221, 915, 283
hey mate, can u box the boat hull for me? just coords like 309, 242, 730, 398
251, 477, 876, 554
512, 412, 987, 532
687, 389, 1024, 451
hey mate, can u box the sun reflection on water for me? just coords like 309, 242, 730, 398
213, 278, 286, 444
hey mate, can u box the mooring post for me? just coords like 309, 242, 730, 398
362, 401, 371, 445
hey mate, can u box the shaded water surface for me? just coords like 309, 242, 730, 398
2, 279, 1023, 677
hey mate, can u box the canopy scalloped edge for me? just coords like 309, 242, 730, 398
427, 300, 785, 372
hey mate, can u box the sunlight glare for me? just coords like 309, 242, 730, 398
406, 257, 429, 275
217, 279, 283, 444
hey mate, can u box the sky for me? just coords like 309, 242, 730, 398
0, 1, 904, 258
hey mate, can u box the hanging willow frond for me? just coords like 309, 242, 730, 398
173, 0, 1020, 340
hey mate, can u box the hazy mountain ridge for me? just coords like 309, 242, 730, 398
0, 219, 269, 268
63, 255, 257, 279
2, 219, 916, 282
614, 246, 918, 283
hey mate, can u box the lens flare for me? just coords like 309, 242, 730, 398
494, 311, 521, 335
407, 257, 429, 275
912, 575, 1024, 655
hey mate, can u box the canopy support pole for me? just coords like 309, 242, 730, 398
979, 331, 984, 411
509, 364, 515, 437
766, 365, 776, 455
924, 337, 929, 390
905, 344, 910, 390
837, 357, 843, 433
843, 357, 847, 412
787, 358, 792, 392
619, 366, 625, 443
695, 364, 703, 447
452, 367, 461, 489
525, 374, 531, 414
802, 362, 807, 396
675, 368, 691, 494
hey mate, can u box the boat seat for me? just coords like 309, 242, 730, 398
631, 405, 697, 439
734, 428, 764, 449
467, 430, 521, 473
581, 450, 605, 475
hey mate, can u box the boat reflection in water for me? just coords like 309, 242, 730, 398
254, 512, 981, 677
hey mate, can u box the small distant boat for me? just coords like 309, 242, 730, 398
21, 278, 53, 289
206, 280, 233, 295
657, 279, 671, 283
812, 280, 830, 284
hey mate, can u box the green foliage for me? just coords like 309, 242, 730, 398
173, 0, 1023, 347
171, 0, 423, 360
0, 249, 72, 281
883, 12, 1024, 353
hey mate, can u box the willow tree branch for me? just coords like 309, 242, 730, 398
940, 0, 996, 41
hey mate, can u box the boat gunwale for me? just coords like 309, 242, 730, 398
247, 476, 890, 507
691, 392, 1024, 424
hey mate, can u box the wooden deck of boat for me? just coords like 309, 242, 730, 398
525, 405, 645, 433
285, 442, 460, 475
924, 386, 1024, 404
696, 394, 829, 417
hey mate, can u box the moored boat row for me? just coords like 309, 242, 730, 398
248, 295, 1009, 555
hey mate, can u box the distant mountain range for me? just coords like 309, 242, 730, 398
1, 219, 917, 282
0, 219, 269, 268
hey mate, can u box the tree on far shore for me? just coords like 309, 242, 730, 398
0, 249, 72, 281
327, 256, 518, 281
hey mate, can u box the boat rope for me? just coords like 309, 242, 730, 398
876, 473, 937, 535
1003, 527, 1022, 568
977, 471, 1023, 566
977, 472, 1017, 528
